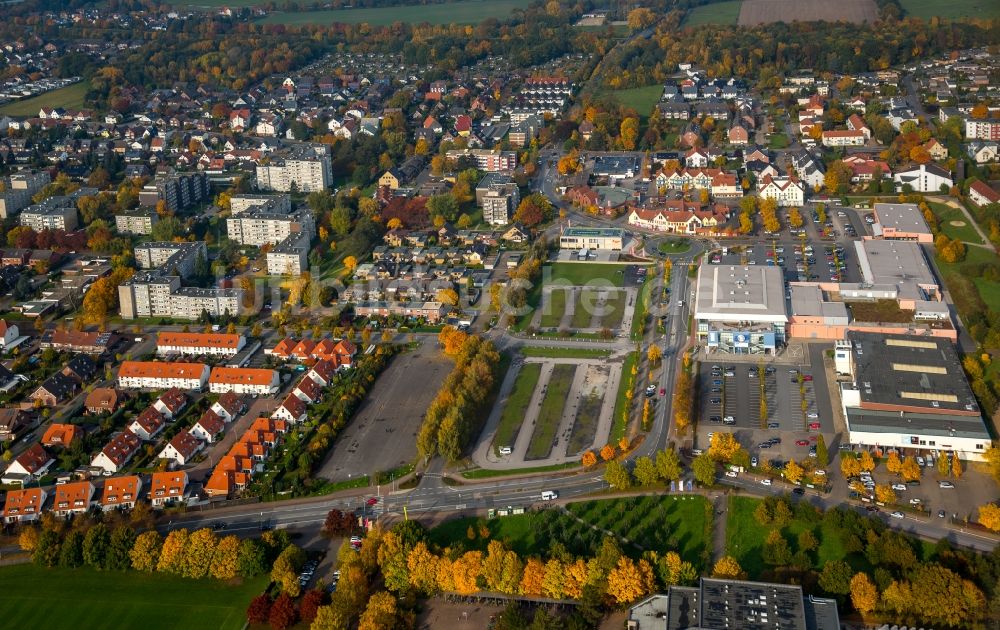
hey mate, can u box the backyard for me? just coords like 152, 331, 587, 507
0, 564, 266, 630
526, 364, 576, 460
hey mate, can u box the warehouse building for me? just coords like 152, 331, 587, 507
837, 331, 990, 461
694, 264, 787, 354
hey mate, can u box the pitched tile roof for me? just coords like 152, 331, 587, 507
208, 367, 277, 387
101, 475, 141, 506
150, 471, 188, 498
165, 431, 202, 459
119, 361, 208, 380
157, 331, 244, 350
85, 388, 121, 412
53, 481, 93, 510
99, 430, 141, 467
156, 388, 187, 414
3, 487, 45, 518
13, 443, 52, 474
42, 423, 80, 446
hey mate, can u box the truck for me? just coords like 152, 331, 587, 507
577, 248, 589, 261
541, 490, 558, 501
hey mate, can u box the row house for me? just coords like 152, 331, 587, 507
101, 475, 141, 511
204, 417, 287, 497
3, 487, 46, 523
2, 443, 54, 485
969, 180, 1000, 208
42, 423, 80, 448
118, 361, 210, 391
53, 480, 94, 517
129, 407, 166, 441
149, 471, 188, 508
266, 337, 357, 368
156, 332, 247, 357
153, 388, 188, 419
91, 430, 142, 474
208, 367, 280, 396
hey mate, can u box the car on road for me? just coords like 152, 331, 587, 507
760, 478, 772, 486
710, 387, 722, 393
890, 511, 904, 519
366, 497, 379, 506
813, 469, 826, 476
709, 416, 722, 423
768, 422, 780, 429
659, 388, 665, 396
892, 483, 907, 491
938, 510, 947, 518
939, 481, 955, 489
712, 379, 722, 386
806, 412, 818, 419
725, 471, 738, 478
865, 505, 880, 512
808, 422, 821, 429
909, 498, 922, 505
790, 487, 804, 496
803, 375, 813, 381
795, 440, 810, 446
710, 398, 721, 404
751, 456, 758, 466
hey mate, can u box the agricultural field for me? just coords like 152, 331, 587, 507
0, 81, 88, 116
256, 0, 534, 26
900, 0, 1000, 19
492, 362, 542, 455
683, 0, 743, 26
0, 564, 266, 630
597, 85, 663, 117
738, 0, 877, 25
429, 495, 711, 567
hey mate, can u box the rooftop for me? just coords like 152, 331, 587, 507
873, 202, 931, 235
561, 226, 625, 238
695, 265, 788, 323
854, 240, 937, 300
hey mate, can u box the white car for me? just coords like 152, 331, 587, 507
760, 478, 772, 486
806, 412, 819, 419
892, 483, 907, 491
909, 498, 922, 505
813, 469, 826, 476
890, 511, 904, 519
939, 481, 955, 489
499, 446, 512, 455
916, 456, 925, 466
725, 471, 738, 478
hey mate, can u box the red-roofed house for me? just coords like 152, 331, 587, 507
129, 407, 166, 441
149, 471, 188, 508
153, 388, 187, 419
91, 431, 142, 474
101, 476, 141, 511
307, 359, 337, 387
190, 410, 226, 443
292, 374, 323, 403
53, 480, 95, 516
271, 394, 307, 424
3, 443, 54, 483
42, 423, 80, 448
970, 180, 1000, 207
3, 487, 47, 523
454, 115, 472, 137
211, 392, 245, 422
158, 432, 204, 466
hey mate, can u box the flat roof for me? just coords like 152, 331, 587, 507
561, 227, 624, 238
847, 330, 980, 416
695, 265, 788, 323
873, 202, 931, 234
699, 578, 808, 630
789, 285, 849, 320
854, 240, 936, 300
845, 406, 990, 440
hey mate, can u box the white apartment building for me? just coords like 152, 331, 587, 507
757, 176, 805, 207
156, 332, 246, 357
117, 361, 210, 391
255, 145, 333, 192
208, 367, 280, 395
114, 210, 159, 235
226, 209, 314, 247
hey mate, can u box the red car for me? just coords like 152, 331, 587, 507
809, 422, 821, 430
659, 388, 665, 396
366, 497, 379, 506
803, 375, 813, 382
795, 439, 810, 446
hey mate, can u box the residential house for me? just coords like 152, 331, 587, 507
3, 487, 47, 523
118, 361, 210, 391
841, 155, 892, 182
52, 481, 94, 517
91, 430, 142, 474
271, 393, 307, 424
924, 138, 949, 161
306, 359, 337, 387
757, 175, 805, 207
129, 407, 166, 441
728, 124, 749, 145
208, 367, 280, 395
821, 130, 866, 147
42, 423, 80, 448
100, 475, 141, 511
211, 392, 245, 422
158, 432, 204, 466
0, 319, 18, 350
190, 410, 226, 443
149, 471, 188, 507
0, 407, 29, 441
292, 374, 323, 403
30, 372, 80, 407
3, 443, 54, 484
156, 332, 246, 357
894, 163, 953, 193
969, 180, 1000, 207
967, 141, 998, 164
153, 388, 187, 419
846, 114, 871, 140
85, 388, 122, 414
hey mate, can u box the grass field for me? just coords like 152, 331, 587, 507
611, 351, 639, 441
0, 564, 266, 630
659, 239, 692, 254
520, 347, 611, 359
0, 81, 88, 116
601, 292, 626, 329
257, 0, 533, 26
928, 202, 984, 244
739, 0, 877, 23
597, 85, 663, 117
683, 0, 742, 26
460, 461, 577, 479
547, 263, 627, 287
768, 133, 790, 150
568, 390, 604, 455
631, 273, 653, 340
429, 496, 710, 566
493, 362, 542, 455
935, 245, 1000, 314
539, 288, 567, 328
572, 289, 599, 328
900, 0, 1000, 19
526, 364, 576, 460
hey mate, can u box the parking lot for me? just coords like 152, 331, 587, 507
699, 362, 827, 432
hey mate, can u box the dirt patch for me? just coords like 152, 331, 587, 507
567, 364, 610, 455
738, 0, 877, 24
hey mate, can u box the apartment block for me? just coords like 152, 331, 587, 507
19, 188, 93, 232
229, 194, 292, 216
266, 232, 311, 276
114, 210, 159, 235
254, 144, 333, 192
0, 170, 50, 219
226, 208, 314, 247
137, 171, 209, 214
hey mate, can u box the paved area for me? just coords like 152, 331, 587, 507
316, 336, 450, 482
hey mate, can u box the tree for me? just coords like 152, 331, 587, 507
600, 443, 616, 461
634, 456, 658, 485
358, 592, 397, 630
859, 450, 875, 472
519, 558, 546, 596
875, 484, 896, 505
209, 535, 241, 580
979, 503, 1000, 532
130, 531, 163, 572
692, 452, 717, 486
436, 288, 460, 307
711, 556, 745, 579
900, 456, 921, 482
840, 453, 861, 478
762, 529, 792, 566
406, 542, 440, 594
83, 523, 110, 569
708, 432, 741, 462
269, 593, 298, 630
607, 556, 655, 605
951, 453, 963, 478
850, 572, 878, 613
343, 256, 358, 273
937, 452, 951, 477
541, 558, 565, 599
247, 594, 272, 625
605, 460, 632, 489
512, 193, 553, 227
655, 448, 682, 482
377, 530, 411, 593
106, 526, 136, 571
581, 450, 597, 468
620, 117, 640, 150
626, 7, 656, 30
238, 539, 268, 578
784, 459, 804, 484
299, 590, 325, 624
59, 531, 84, 568
819, 560, 853, 595
815, 434, 827, 466
272, 545, 306, 596
647, 344, 662, 365
18, 527, 39, 553
183, 528, 217, 579
787, 207, 803, 228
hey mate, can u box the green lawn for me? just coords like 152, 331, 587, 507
0, 564, 267, 630
900, 0, 1000, 19
683, 0, 742, 26
0, 81, 89, 116
927, 202, 984, 244
539, 288, 567, 328
768, 133, 790, 150
257, 0, 533, 25
526, 364, 576, 459
493, 362, 542, 454
601, 291, 626, 329
429, 495, 710, 567
631, 273, 653, 340
935, 245, 1000, 314
568, 389, 604, 455
520, 347, 611, 359
611, 351, 639, 441
659, 239, 692, 254
460, 461, 577, 479
546, 262, 628, 287
598, 85, 664, 117
572, 289, 598, 328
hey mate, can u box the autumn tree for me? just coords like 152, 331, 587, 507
787, 207, 803, 228
519, 557, 546, 596
182, 528, 217, 579
581, 450, 597, 468
209, 535, 241, 580
600, 443, 616, 461
627, 7, 656, 30
952, 453, 963, 478
607, 556, 656, 605
512, 193, 553, 227
818, 560, 853, 595
18, 527, 39, 553
605, 460, 633, 489
978, 503, 1000, 532
452, 550, 483, 594
859, 450, 875, 472
692, 452, 717, 486
840, 453, 861, 478
156, 529, 189, 574
130, 531, 163, 572
656, 448, 682, 482
708, 432, 741, 462
634, 455, 658, 486
850, 572, 878, 613
272, 545, 306, 596
648, 344, 662, 365
900, 456, 921, 482
269, 592, 298, 630
620, 117, 640, 150
541, 558, 565, 599
358, 592, 398, 630
406, 542, 440, 595
784, 459, 804, 484
711, 556, 745, 580
246, 594, 272, 625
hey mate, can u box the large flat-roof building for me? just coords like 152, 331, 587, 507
558, 227, 625, 251
255, 145, 333, 192
870, 202, 933, 243
694, 265, 787, 354
838, 331, 990, 461
627, 578, 840, 630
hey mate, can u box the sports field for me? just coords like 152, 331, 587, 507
0, 81, 88, 116
900, 0, 1000, 19
0, 564, 267, 630
257, 0, 533, 26
684, 0, 743, 26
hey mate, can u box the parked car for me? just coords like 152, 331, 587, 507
892, 483, 907, 491
939, 481, 955, 489
760, 478, 772, 486
725, 471, 738, 478
792, 487, 805, 495
890, 511, 904, 519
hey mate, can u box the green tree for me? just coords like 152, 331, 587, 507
655, 448, 682, 482
83, 523, 111, 569
150, 215, 183, 241
59, 531, 84, 568
238, 539, 268, 578
634, 456, 659, 485
692, 452, 716, 486
106, 526, 136, 571
819, 559, 853, 595
605, 460, 633, 489
33, 529, 61, 567
815, 434, 828, 466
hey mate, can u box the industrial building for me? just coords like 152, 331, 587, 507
870, 202, 933, 243
694, 265, 787, 354
627, 578, 840, 630
836, 331, 991, 461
